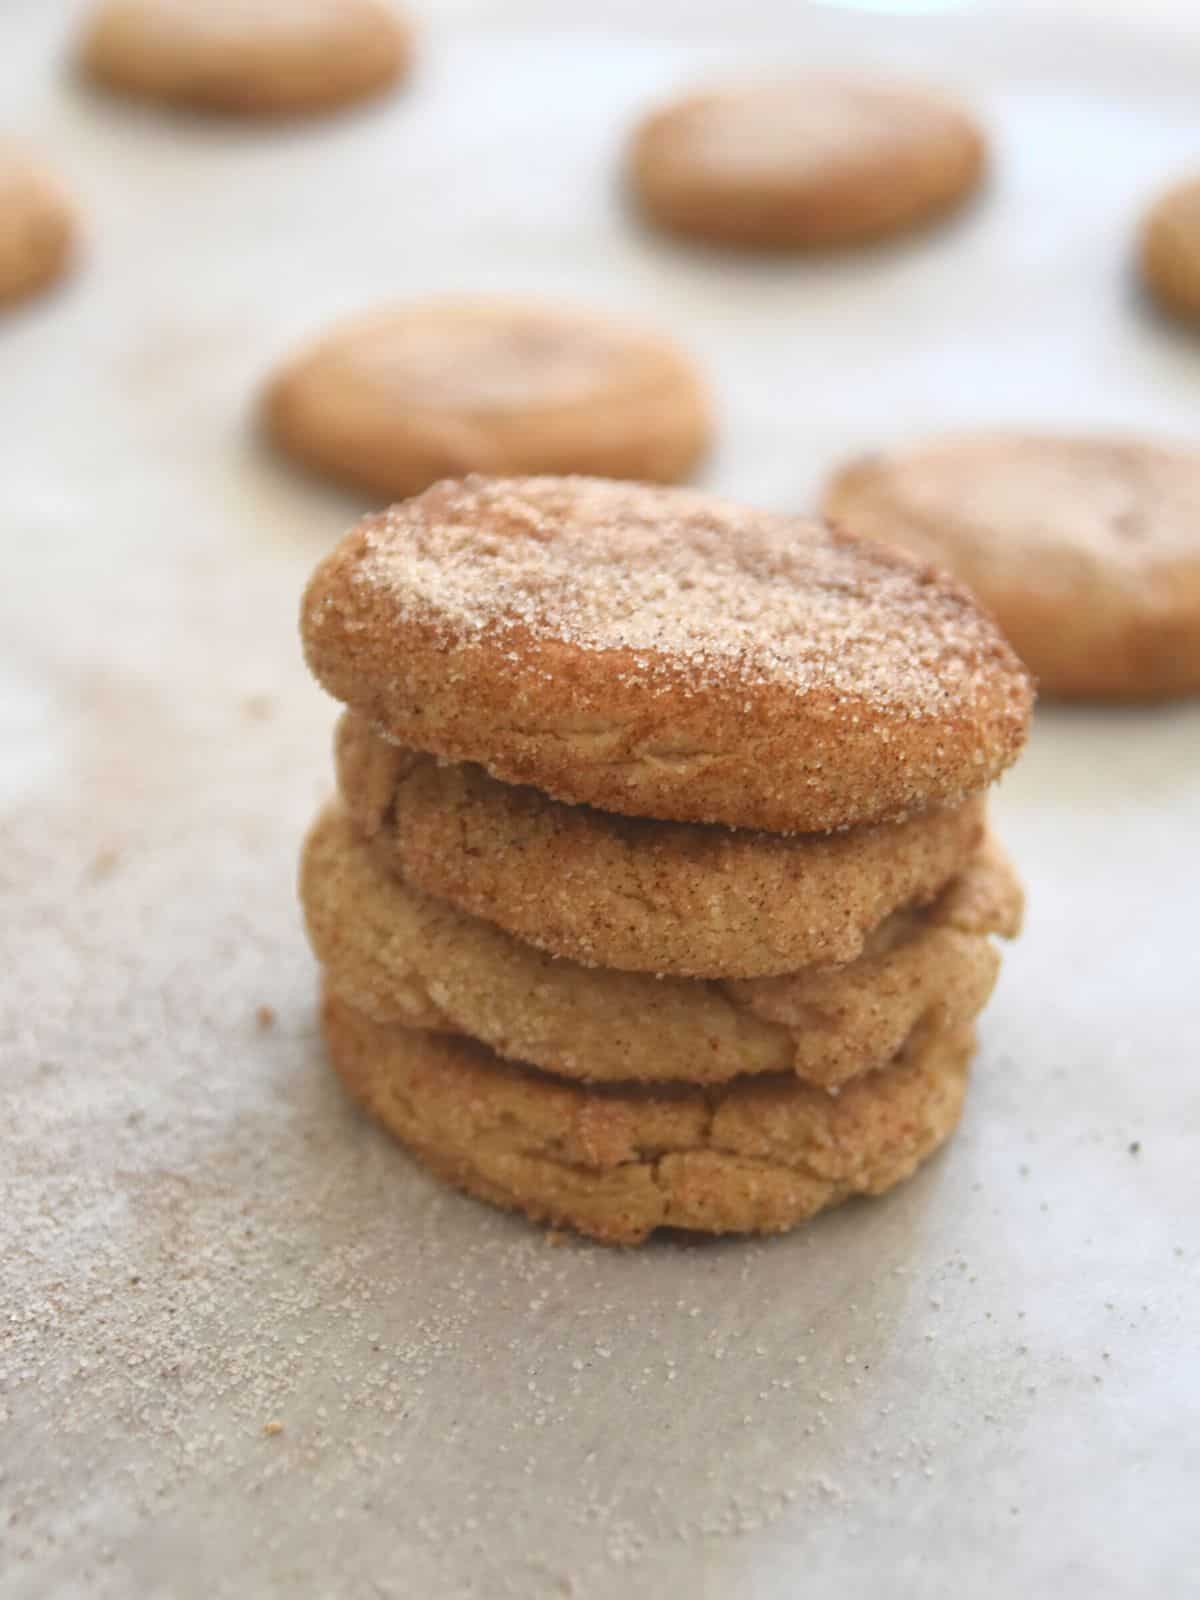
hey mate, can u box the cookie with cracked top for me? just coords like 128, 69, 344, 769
301, 475, 1032, 834
333, 714, 991, 979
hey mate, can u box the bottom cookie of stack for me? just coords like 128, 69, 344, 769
322, 992, 975, 1246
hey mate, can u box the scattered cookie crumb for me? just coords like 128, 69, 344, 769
263, 1420, 284, 1437
89, 847, 120, 880
256, 1005, 277, 1030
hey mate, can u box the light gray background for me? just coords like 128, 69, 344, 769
2, 3, 1197, 1596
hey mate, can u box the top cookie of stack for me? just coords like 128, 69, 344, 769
301, 474, 1030, 839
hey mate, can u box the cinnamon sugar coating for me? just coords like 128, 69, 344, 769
303, 804, 1019, 1087
335, 714, 990, 979
303, 476, 1032, 833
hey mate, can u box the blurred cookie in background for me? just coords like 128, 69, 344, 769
264, 298, 713, 500
0, 147, 77, 308
77, 0, 412, 118
823, 433, 1200, 702
1140, 175, 1200, 325
627, 76, 986, 252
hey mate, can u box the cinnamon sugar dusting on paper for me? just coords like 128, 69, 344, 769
352, 476, 1017, 715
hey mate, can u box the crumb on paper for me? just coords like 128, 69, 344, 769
89, 847, 120, 880
243, 694, 276, 720
256, 1005, 277, 1030
263, 1420, 284, 1437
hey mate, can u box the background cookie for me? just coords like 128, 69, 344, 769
303, 476, 1032, 834
1139, 175, 1200, 324
824, 433, 1200, 702
0, 148, 76, 307
324, 993, 974, 1245
628, 76, 985, 251
336, 714, 988, 979
303, 805, 1017, 1086
265, 298, 711, 499
78, 0, 411, 118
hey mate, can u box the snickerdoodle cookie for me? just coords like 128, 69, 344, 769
302, 476, 1031, 833
324, 992, 974, 1245
1139, 175, 1200, 325
0, 149, 76, 307
628, 77, 985, 251
265, 299, 711, 499
78, 0, 411, 118
303, 805, 1019, 1087
334, 714, 988, 978
824, 433, 1200, 701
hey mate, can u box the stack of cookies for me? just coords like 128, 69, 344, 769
299, 476, 1033, 1245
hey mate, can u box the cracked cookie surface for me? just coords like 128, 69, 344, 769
335, 713, 989, 978
323, 992, 975, 1244
305, 805, 1018, 1090
303, 475, 1031, 833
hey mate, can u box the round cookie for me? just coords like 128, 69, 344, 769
303, 804, 1020, 1087
335, 713, 989, 978
823, 433, 1200, 702
1140, 175, 1200, 325
324, 992, 975, 1245
303, 476, 1032, 833
627, 76, 985, 251
0, 149, 76, 308
264, 299, 711, 499
77, 0, 411, 118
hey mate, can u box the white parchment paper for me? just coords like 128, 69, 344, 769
2, 3, 1198, 1596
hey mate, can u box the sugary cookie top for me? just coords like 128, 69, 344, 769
349, 475, 1015, 706
302, 476, 1031, 831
